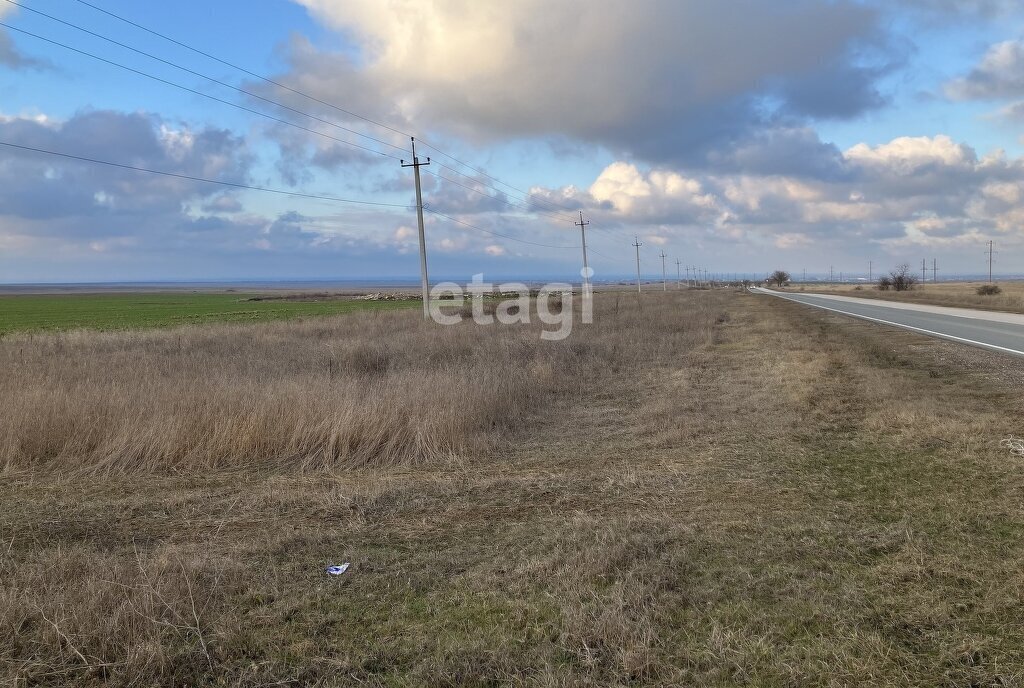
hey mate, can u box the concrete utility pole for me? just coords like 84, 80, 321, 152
987, 241, 995, 283
633, 236, 643, 296
932, 258, 937, 283
401, 137, 431, 319
802, 268, 806, 283
922, 259, 927, 283
575, 211, 590, 293
675, 258, 682, 289
830, 265, 834, 285
660, 251, 667, 291
869, 260, 873, 283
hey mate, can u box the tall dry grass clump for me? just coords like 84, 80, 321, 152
0, 293, 715, 473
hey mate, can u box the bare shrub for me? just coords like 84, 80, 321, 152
977, 284, 1002, 296
886, 264, 917, 291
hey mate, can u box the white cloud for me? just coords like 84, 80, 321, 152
844, 135, 973, 171
535, 133, 1024, 253
946, 40, 1024, 101
588, 162, 720, 222
484, 244, 506, 256
282, 0, 887, 163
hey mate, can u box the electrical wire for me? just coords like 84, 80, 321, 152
0, 140, 411, 208
0, 22, 401, 161
2, 8, 591, 229
64, 0, 590, 218
3, 1, 644, 261
3, 0, 409, 156
423, 208, 578, 250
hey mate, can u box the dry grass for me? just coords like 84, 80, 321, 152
3, 290, 1024, 685
0, 296, 712, 473
786, 280, 1024, 313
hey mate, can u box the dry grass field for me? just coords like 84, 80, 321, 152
785, 280, 1024, 313
3, 290, 1024, 686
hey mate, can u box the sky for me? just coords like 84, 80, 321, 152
3, 0, 1024, 283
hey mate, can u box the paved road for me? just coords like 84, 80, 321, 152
751, 287, 1024, 357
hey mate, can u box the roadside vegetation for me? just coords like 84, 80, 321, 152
785, 280, 1024, 314
3, 290, 1024, 685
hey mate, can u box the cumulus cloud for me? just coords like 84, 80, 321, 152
0, 110, 253, 228
534, 134, 1024, 252
946, 40, 1024, 101
274, 0, 893, 165
421, 173, 511, 215
268, 122, 386, 186
588, 162, 718, 223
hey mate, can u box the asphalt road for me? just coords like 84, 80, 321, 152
751, 287, 1024, 357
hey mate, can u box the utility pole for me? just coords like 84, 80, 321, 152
921, 258, 927, 284
675, 258, 682, 289
401, 137, 431, 319
575, 211, 590, 293
932, 258, 937, 283
633, 236, 643, 297
987, 240, 995, 283
830, 265, 834, 285
869, 260, 872, 283
659, 251, 667, 291
802, 268, 806, 283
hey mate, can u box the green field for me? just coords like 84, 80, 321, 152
0, 292, 418, 334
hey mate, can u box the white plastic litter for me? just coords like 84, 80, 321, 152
326, 563, 351, 576
1001, 436, 1024, 457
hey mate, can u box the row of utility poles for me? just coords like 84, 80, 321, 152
404, 143, 1003, 322
806, 245, 998, 285
629, 235, 723, 293
404, 140, 716, 318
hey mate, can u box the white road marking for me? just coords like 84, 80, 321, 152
756, 289, 1024, 358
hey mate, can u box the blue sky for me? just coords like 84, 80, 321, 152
3, 0, 1024, 283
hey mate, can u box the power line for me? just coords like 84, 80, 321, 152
0, 140, 410, 208
421, 168, 577, 223
4, 5, 591, 230
0, 21, 405, 163
420, 145, 591, 217
65, 0, 587, 218
5, 3, 628, 262
423, 210, 581, 253
3, 0, 409, 156
70, 0, 411, 138
0, 22, 402, 162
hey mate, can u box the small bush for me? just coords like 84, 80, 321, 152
853, 286, 863, 291
977, 284, 1002, 296
877, 276, 892, 291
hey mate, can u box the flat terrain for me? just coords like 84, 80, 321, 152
784, 280, 1024, 314
0, 292, 417, 333
3, 290, 1024, 686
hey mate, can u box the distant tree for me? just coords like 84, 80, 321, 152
769, 270, 791, 287
889, 264, 918, 292
877, 275, 892, 291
